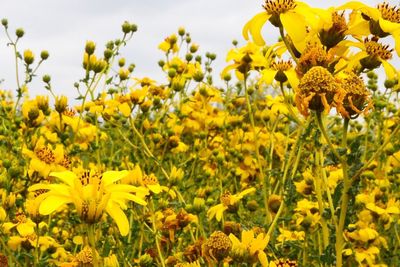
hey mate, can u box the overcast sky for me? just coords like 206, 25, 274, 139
0, 0, 391, 98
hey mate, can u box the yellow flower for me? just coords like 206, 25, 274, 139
29, 170, 147, 236
229, 229, 269, 267
207, 188, 255, 221
243, 0, 331, 52
340, 37, 397, 80
338, 1, 400, 56
221, 42, 266, 80
2, 212, 36, 236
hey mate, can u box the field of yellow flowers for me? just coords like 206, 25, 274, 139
1, 0, 400, 266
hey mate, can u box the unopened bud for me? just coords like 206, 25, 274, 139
15, 28, 24, 38
23, 49, 34, 65
40, 50, 49, 60
85, 41, 96, 55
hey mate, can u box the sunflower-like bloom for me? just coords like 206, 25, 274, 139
207, 188, 255, 222
229, 229, 269, 267
260, 59, 298, 87
335, 71, 371, 119
29, 170, 147, 236
243, 0, 331, 52
338, 1, 400, 56
341, 36, 397, 80
295, 66, 339, 116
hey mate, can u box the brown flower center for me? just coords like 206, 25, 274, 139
364, 37, 393, 60
378, 2, 400, 23
35, 147, 55, 164
263, 0, 297, 15
271, 60, 292, 72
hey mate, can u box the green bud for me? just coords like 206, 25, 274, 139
1, 18, 8, 27
85, 41, 96, 55
42, 74, 51, 83
15, 28, 24, 38
28, 107, 40, 121
128, 63, 135, 72
185, 53, 193, 61
168, 68, 177, 78
121, 21, 132, 34
193, 71, 204, 82
40, 50, 49, 60
209, 53, 216, 60
384, 79, 396, 89
195, 55, 202, 63
232, 40, 238, 46
178, 27, 186, 36
106, 41, 114, 50
103, 48, 113, 60
118, 58, 126, 67
130, 24, 138, 33
158, 60, 165, 67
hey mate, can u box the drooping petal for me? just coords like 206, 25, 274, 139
285, 69, 299, 89
258, 251, 269, 267
49, 171, 77, 186
393, 30, 400, 57
280, 12, 307, 52
228, 233, 241, 246
102, 170, 129, 186
379, 18, 400, 34
382, 60, 397, 80
39, 195, 71, 215
336, 1, 380, 21
106, 203, 129, 236
260, 69, 278, 85
16, 222, 35, 236
112, 192, 147, 206
242, 12, 271, 46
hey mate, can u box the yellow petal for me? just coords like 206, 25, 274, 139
337, 1, 380, 21
242, 12, 271, 46
106, 203, 129, 236
118, 102, 131, 117
280, 12, 307, 52
102, 170, 128, 186
39, 195, 71, 215
228, 233, 241, 246
285, 69, 299, 89
379, 18, 400, 34
16, 222, 35, 236
49, 171, 76, 186
261, 69, 277, 85
393, 30, 400, 57
113, 192, 147, 206
382, 60, 397, 80
258, 251, 269, 267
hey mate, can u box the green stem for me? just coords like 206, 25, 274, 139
88, 224, 99, 267
336, 118, 350, 267
316, 112, 343, 164
243, 74, 270, 224
150, 199, 166, 267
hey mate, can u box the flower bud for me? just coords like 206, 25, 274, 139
119, 68, 130, 80
168, 68, 177, 78
178, 27, 186, 36
55, 95, 68, 113
15, 28, 24, 38
42, 74, 51, 83
118, 58, 126, 67
1, 18, 8, 27
85, 40, 96, 55
121, 21, 132, 34
103, 48, 113, 60
23, 49, 35, 65
40, 50, 49, 60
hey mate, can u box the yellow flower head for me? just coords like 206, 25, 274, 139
29, 170, 147, 236
295, 66, 339, 116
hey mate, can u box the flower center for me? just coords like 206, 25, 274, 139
220, 191, 232, 206
142, 174, 158, 185
296, 42, 331, 77
60, 155, 71, 169
203, 231, 232, 261
378, 2, 400, 23
271, 60, 292, 71
79, 170, 102, 186
298, 66, 337, 95
62, 108, 76, 117
364, 37, 393, 60
76, 246, 93, 264
263, 0, 297, 15
35, 147, 55, 164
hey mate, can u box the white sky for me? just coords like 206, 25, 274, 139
0, 0, 393, 98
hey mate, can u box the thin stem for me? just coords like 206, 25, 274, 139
88, 224, 99, 267
336, 118, 350, 267
243, 74, 270, 224
316, 112, 343, 164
